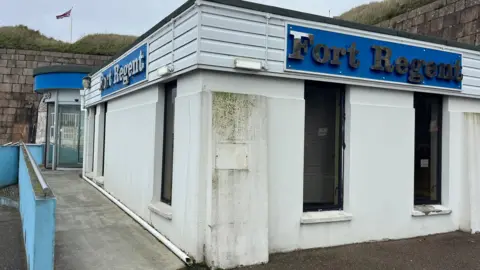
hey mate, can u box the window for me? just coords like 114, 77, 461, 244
303, 81, 345, 212
101, 103, 107, 176
414, 92, 442, 205
161, 82, 177, 205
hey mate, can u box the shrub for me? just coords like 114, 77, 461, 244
0, 25, 137, 56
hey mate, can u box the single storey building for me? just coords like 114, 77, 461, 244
81, 0, 480, 268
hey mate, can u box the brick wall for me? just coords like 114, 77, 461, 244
376, 0, 480, 45
0, 48, 111, 144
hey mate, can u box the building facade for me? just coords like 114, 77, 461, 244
81, 0, 480, 268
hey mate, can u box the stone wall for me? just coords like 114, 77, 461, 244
0, 49, 111, 144
376, 0, 480, 45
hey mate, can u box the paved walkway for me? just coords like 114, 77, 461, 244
43, 170, 184, 270
233, 231, 480, 270
0, 205, 26, 270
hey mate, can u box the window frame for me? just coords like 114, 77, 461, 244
160, 81, 177, 205
303, 82, 346, 212
413, 92, 443, 206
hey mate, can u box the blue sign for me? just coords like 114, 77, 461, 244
100, 43, 148, 97
286, 24, 463, 90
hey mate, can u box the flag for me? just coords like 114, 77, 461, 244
56, 9, 72, 19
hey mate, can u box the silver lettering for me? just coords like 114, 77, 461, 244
114, 65, 120, 84
288, 30, 313, 60
139, 50, 145, 72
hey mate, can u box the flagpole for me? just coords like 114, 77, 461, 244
70, 7, 73, 43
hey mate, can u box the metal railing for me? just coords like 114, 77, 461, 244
20, 141, 51, 197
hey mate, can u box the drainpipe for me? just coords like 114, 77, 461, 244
81, 175, 193, 266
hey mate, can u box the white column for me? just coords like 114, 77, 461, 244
93, 103, 105, 180
85, 107, 96, 175
205, 92, 269, 269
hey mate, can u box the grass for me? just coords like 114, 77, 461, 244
0, 25, 137, 56
338, 0, 437, 25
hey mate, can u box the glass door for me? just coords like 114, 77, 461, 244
57, 105, 83, 168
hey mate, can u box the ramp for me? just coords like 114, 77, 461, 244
43, 170, 185, 270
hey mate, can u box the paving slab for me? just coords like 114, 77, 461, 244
0, 205, 26, 270
43, 170, 184, 270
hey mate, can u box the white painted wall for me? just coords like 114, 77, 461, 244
148, 73, 205, 260
103, 86, 159, 220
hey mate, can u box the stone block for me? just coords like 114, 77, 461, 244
0, 60, 7, 67
21, 84, 33, 93
0, 49, 5, 54
413, 14, 426, 25
426, 10, 439, 21
95, 60, 105, 66
67, 58, 77, 64
431, 17, 444, 31
25, 55, 35, 61
14, 55, 26, 61
458, 33, 476, 43
6, 60, 16, 68
467, 0, 480, 7
0, 100, 8, 107
75, 58, 86, 65
35, 55, 45, 61
3, 74, 19, 84
6, 49, 15, 54
25, 76, 34, 85
0, 67, 11, 74
16, 61, 26, 68
4, 108, 15, 115
51, 52, 63, 57
26, 61, 37, 69
10, 68, 23, 75
86, 59, 94, 65
408, 9, 420, 19
61, 53, 74, 58
460, 6, 480, 23
37, 62, 50, 67
40, 51, 52, 56
439, 4, 456, 16
0, 54, 11, 60
463, 20, 477, 35
12, 84, 21, 93
44, 56, 53, 62
8, 100, 19, 108
22, 69, 33, 76
18, 75, 26, 84
456, 0, 466, 10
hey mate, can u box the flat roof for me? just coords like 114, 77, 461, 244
34, 65, 92, 76
91, 0, 480, 75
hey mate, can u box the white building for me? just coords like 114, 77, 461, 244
81, 0, 480, 268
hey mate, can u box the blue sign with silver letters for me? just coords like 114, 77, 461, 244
285, 24, 463, 90
100, 43, 148, 97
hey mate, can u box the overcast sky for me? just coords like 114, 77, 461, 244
0, 0, 370, 42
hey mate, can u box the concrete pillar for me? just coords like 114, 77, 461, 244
93, 104, 105, 180
85, 107, 96, 175
205, 92, 269, 269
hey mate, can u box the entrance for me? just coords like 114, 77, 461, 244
46, 103, 84, 169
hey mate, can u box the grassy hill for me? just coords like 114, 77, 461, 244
0, 25, 137, 56
338, 0, 437, 25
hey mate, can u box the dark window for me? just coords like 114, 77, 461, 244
414, 92, 442, 205
101, 102, 107, 176
303, 81, 345, 212
161, 82, 177, 205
